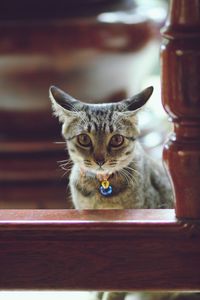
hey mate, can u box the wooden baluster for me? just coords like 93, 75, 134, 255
161, 0, 200, 219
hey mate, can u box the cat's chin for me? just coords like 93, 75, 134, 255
85, 167, 120, 178
82, 166, 113, 177
89, 169, 111, 176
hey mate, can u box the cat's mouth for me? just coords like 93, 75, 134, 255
82, 156, 132, 176
82, 164, 112, 176
96, 166, 105, 172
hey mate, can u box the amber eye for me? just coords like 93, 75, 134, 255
109, 134, 124, 147
77, 134, 91, 147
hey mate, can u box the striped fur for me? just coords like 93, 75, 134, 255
49, 85, 173, 210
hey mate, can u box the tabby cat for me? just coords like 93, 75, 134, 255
49, 85, 173, 210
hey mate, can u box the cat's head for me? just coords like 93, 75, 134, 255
49, 86, 153, 175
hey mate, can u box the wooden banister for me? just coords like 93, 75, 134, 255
0, 209, 200, 291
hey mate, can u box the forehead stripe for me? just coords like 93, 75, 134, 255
109, 124, 114, 133
87, 114, 91, 122
87, 124, 91, 132
108, 110, 113, 122
93, 121, 98, 132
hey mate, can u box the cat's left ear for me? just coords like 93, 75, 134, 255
121, 86, 153, 112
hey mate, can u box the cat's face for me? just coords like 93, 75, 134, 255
60, 109, 139, 175
50, 86, 153, 175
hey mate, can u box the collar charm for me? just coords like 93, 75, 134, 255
99, 179, 113, 196
80, 170, 113, 197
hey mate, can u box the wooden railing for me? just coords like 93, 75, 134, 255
0, 0, 200, 291
0, 209, 199, 291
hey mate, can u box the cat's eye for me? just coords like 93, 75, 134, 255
109, 134, 124, 147
77, 134, 92, 147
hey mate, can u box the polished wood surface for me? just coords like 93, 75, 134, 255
161, 0, 200, 219
0, 209, 200, 290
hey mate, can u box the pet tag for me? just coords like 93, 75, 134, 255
99, 180, 113, 196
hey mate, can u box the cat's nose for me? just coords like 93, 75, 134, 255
94, 157, 105, 167
97, 160, 105, 167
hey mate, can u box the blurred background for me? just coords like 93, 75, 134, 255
0, 0, 170, 209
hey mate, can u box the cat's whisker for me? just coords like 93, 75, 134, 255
119, 170, 129, 185
119, 169, 129, 184
58, 158, 73, 174
60, 163, 73, 170
126, 168, 139, 183
59, 161, 73, 171
61, 170, 70, 178
60, 168, 71, 174
119, 169, 131, 186
58, 160, 73, 166
53, 141, 66, 144
57, 164, 72, 178
123, 169, 135, 186
59, 161, 73, 168
57, 159, 71, 163
125, 165, 142, 177
121, 167, 138, 185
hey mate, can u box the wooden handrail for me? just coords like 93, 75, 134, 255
0, 209, 200, 290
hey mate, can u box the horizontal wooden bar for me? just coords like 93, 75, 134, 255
0, 209, 200, 291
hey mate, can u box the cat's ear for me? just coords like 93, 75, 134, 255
49, 85, 80, 123
121, 86, 153, 112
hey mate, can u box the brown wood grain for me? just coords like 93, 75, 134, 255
161, 0, 200, 219
0, 209, 200, 291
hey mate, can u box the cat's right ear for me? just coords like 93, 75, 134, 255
49, 86, 79, 123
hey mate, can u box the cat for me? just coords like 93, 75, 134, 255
49, 85, 174, 211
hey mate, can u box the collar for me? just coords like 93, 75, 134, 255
80, 168, 113, 197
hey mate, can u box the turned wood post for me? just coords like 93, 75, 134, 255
161, 0, 200, 219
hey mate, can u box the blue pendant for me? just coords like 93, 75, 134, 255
99, 185, 113, 196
